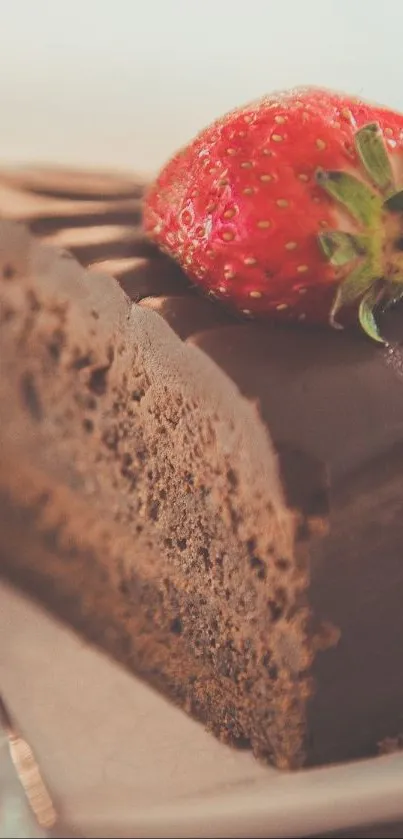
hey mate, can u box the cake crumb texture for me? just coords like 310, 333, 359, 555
0, 214, 313, 769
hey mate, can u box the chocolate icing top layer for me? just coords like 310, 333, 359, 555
150, 297, 403, 525
190, 314, 403, 483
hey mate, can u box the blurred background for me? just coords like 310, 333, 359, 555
0, 0, 402, 177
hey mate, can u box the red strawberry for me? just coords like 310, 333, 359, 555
144, 87, 403, 342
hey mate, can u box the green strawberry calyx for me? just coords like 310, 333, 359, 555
316, 122, 403, 343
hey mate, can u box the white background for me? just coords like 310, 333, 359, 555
0, 0, 402, 175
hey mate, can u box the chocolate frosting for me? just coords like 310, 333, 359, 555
189, 313, 403, 482
139, 292, 403, 518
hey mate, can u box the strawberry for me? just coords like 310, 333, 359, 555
144, 87, 403, 342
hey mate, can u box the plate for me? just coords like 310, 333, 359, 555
1, 581, 403, 838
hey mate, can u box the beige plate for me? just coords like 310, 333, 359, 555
0, 580, 402, 839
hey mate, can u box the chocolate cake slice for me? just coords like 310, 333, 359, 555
1, 167, 403, 770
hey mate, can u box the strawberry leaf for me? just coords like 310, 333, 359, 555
354, 123, 394, 193
318, 230, 368, 266
329, 260, 376, 327
358, 287, 385, 343
315, 169, 382, 227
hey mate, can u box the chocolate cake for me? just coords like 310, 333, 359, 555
1, 166, 403, 770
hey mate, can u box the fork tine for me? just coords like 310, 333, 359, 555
0, 693, 57, 831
